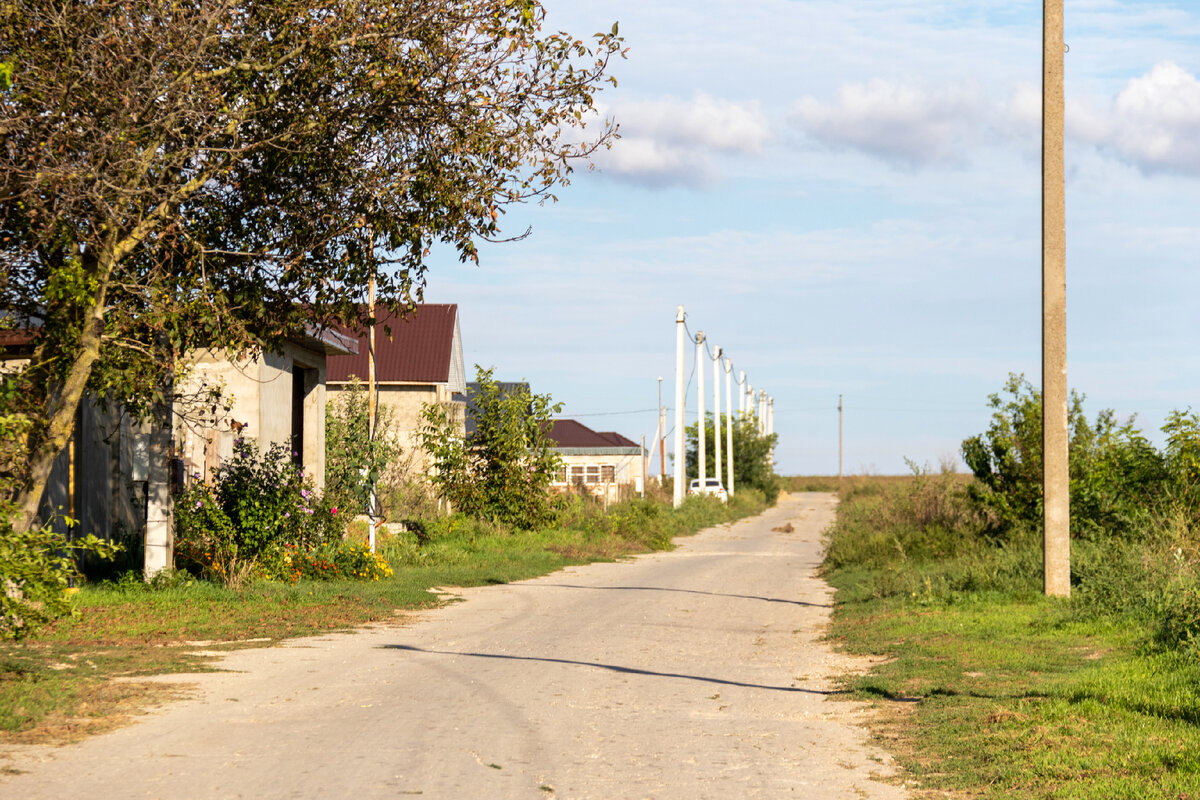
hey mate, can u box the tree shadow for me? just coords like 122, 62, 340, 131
381, 644, 846, 695
530, 583, 832, 609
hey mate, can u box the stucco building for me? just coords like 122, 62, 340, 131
326, 304, 467, 477
546, 419, 645, 503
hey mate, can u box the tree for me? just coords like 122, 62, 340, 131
961, 374, 1167, 537
685, 413, 779, 503
325, 378, 401, 516
0, 1, 623, 533
418, 366, 561, 528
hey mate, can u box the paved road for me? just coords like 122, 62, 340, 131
1, 492, 907, 799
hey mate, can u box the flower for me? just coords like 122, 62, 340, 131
330, 507, 338, 515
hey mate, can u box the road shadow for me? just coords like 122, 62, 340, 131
528, 583, 832, 609
380, 644, 846, 695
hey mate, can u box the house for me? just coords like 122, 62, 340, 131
545, 419, 645, 503
1, 324, 357, 576
326, 304, 467, 477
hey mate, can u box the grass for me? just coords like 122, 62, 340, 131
0, 491, 768, 745
821, 473, 1200, 799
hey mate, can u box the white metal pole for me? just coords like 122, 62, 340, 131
712, 345, 722, 489
696, 331, 706, 496
673, 307, 686, 508
367, 274, 377, 554
725, 357, 734, 496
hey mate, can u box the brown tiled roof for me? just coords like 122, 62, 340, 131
546, 419, 638, 449
328, 304, 457, 383
597, 431, 638, 447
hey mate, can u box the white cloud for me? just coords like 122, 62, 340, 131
1076, 61, 1200, 174
788, 80, 986, 168
594, 94, 770, 188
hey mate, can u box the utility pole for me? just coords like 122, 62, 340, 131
640, 435, 647, 499
838, 394, 844, 482
747, 382, 754, 421
738, 371, 746, 415
1043, 0, 1070, 597
658, 376, 666, 485
725, 357, 735, 496
367, 273, 377, 554
673, 307, 686, 508
758, 390, 767, 435
696, 330, 706, 494
712, 345, 722, 489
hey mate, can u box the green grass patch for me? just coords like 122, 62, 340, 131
824, 475, 1200, 798
1, 492, 767, 743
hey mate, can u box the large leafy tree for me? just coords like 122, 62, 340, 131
0, 0, 622, 532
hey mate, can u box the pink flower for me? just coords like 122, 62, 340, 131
331, 507, 338, 515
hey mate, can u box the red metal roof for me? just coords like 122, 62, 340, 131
328, 304, 457, 383
546, 419, 638, 449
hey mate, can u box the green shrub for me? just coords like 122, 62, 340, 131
419, 366, 562, 529
0, 515, 120, 639
174, 438, 342, 585
961, 374, 1169, 539
325, 378, 401, 517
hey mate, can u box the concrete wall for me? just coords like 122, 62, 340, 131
182, 342, 330, 490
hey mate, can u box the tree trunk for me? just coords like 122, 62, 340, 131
12, 299, 107, 535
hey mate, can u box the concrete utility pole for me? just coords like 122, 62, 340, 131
696, 331, 706, 494
725, 357, 735, 496
640, 435, 647, 499
673, 307, 686, 508
712, 345, 722, 488
838, 394, 844, 481
758, 390, 767, 435
1043, 0, 1070, 597
747, 383, 754, 420
658, 376, 666, 485
738, 371, 746, 415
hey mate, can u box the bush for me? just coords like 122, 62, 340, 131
419, 366, 562, 529
962, 374, 1172, 539
174, 438, 344, 586
0, 515, 120, 639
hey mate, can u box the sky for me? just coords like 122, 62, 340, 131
423, 0, 1200, 476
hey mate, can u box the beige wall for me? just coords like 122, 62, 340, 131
180, 342, 330, 490
552, 450, 646, 503
328, 382, 463, 481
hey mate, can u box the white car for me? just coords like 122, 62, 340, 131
687, 477, 728, 503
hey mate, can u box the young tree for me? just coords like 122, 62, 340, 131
685, 414, 779, 503
419, 366, 561, 528
325, 378, 400, 516
0, 1, 622, 533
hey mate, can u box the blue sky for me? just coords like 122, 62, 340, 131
423, 0, 1200, 475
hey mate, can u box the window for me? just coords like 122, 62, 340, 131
601, 465, 615, 482
553, 466, 567, 484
